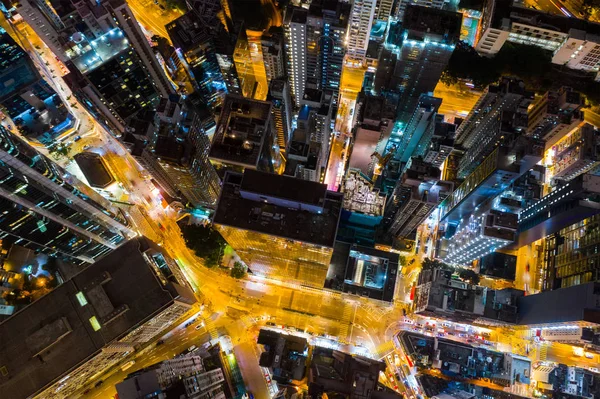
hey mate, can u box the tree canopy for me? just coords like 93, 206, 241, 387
181, 224, 227, 268
47, 141, 72, 160
442, 42, 600, 104
230, 261, 247, 279
421, 258, 481, 285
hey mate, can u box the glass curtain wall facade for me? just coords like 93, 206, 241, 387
0, 126, 132, 264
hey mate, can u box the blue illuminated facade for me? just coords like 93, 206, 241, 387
0, 28, 74, 143
0, 126, 133, 264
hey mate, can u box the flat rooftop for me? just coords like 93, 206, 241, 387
0, 237, 194, 399
166, 12, 213, 53
403, 5, 462, 43
327, 242, 398, 302
70, 29, 130, 74
214, 170, 342, 247
342, 169, 386, 217
209, 96, 272, 168
74, 151, 115, 188
517, 282, 600, 326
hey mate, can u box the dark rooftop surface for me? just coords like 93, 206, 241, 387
402, 5, 462, 42
326, 242, 398, 302
517, 282, 600, 326
240, 168, 328, 206
166, 12, 214, 53
291, 8, 308, 24
209, 95, 272, 168
214, 170, 343, 247
0, 237, 193, 399
74, 151, 115, 188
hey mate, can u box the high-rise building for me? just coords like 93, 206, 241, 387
104, 0, 173, 96
233, 26, 259, 99
209, 95, 280, 175
375, 0, 395, 21
17, 0, 174, 132
213, 169, 343, 288
422, 120, 456, 169
309, 347, 388, 398
268, 79, 293, 153
413, 266, 522, 324
346, 0, 377, 62
455, 78, 534, 179
261, 27, 285, 84
245, 29, 269, 101
0, 28, 74, 144
526, 87, 584, 150
518, 173, 600, 248
133, 97, 221, 208
306, 0, 348, 95
375, 6, 461, 124
116, 353, 232, 399
0, 236, 196, 399
0, 126, 133, 264
546, 123, 600, 183
385, 158, 452, 240
517, 282, 600, 326
285, 89, 333, 182
167, 12, 229, 111
65, 29, 162, 134
438, 139, 543, 227
395, 95, 442, 164
393, 0, 446, 21
348, 92, 396, 178
441, 208, 518, 265
477, 0, 600, 75
284, 7, 308, 102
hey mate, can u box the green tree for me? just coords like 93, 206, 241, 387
441, 41, 501, 89
181, 224, 227, 268
457, 268, 481, 285
47, 141, 72, 159
421, 258, 451, 271
230, 261, 247, 279
495, 43, 552, 88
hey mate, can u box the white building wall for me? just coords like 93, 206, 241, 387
476, 28, 510, 55
347, 0, 376, 61
553, 38, 600, 72
284, 19, 307, 101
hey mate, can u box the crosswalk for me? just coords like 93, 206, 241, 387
337, 304, 353, 341
204, 317, 218, 340
539, 344, 548, 361
374, 341, 395, 360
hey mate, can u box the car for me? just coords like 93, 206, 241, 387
589, 367, 599, 373
188, 345, 197, 352
94, 380, 104, 388
159, 4, 165, 9
195, 322, 205, 330
156, 339, 164, 346
74, 135, 82, 142
121, 360, 135, 372
585, 352, 595, 359
83, 144, 90, 150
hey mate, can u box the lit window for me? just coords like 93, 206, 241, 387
89, 316, 101, 331
76, 292, 88, 306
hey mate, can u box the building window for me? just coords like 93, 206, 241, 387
76, 292, 88, 306
89, 316, 102, 331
